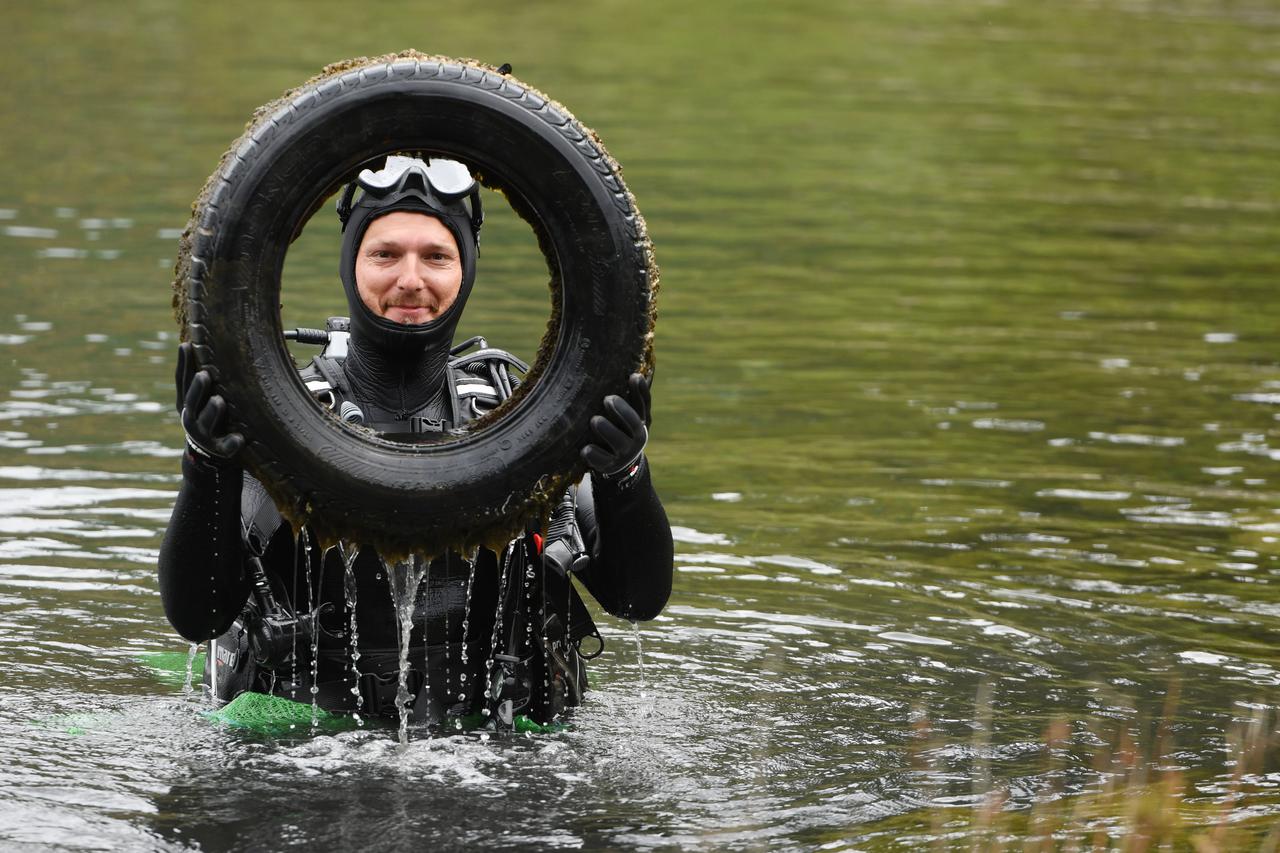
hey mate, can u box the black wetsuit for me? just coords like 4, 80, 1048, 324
157, 344, 673, 723
160, 160, 671, 724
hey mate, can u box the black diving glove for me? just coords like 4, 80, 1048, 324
175, 341, 244, 463
581, 372, 650, 485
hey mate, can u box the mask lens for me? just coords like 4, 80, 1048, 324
356, 159, 405, 194
424, 158, 476, 197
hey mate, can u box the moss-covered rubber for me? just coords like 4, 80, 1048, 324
172, 51, 658, 557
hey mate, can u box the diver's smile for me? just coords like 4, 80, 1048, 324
354, 211, 463, 325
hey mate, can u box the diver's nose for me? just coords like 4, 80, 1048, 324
396, 257, 425, 291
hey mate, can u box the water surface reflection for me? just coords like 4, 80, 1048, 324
2, 0, 1280, 848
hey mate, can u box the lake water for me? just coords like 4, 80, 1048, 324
2, 1, 1278, 849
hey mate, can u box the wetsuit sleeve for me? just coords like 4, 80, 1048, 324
573, 459, 673, 621
156, 451, 250, 642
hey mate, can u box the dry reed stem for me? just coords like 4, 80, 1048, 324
901, 690, 1277, 851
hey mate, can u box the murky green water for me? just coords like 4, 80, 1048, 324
2, 1, 1279, 849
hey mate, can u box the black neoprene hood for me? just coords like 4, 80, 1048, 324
336, 157, 481, 355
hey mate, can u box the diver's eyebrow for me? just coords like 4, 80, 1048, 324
364, 237, 456, 253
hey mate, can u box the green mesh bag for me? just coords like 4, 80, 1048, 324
141, 650, 566, 737
205, 691, 360, 737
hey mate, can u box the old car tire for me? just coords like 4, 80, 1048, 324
173, 54, 657, 555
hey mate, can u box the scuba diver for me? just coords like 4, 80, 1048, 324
157, 156, 674, 729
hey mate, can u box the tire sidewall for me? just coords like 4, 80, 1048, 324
187, 60, 651, 550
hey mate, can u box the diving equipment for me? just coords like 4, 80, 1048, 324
295, 317, 527, 434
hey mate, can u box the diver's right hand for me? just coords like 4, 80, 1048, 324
175, 342, 244, 462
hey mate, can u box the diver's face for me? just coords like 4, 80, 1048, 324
355, 212, 463, 325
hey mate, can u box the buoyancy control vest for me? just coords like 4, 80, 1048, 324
205, 320, 602, 727
296, 317, 529, 435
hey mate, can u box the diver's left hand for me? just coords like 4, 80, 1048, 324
581, 373, 650, 480
175, 342, 245, 463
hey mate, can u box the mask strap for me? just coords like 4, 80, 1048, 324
335, 183, 359, 229
466, 186, 484, 251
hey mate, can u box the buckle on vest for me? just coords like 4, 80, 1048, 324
410, 416, 446, 434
